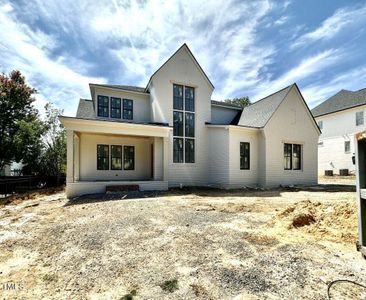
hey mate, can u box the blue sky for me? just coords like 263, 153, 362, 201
1, 0, 366, 116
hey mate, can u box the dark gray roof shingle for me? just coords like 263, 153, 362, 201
239, 85, 293, 127
311, 88, 366, 117
90, 84, 147, 93
211, 100, 243, 109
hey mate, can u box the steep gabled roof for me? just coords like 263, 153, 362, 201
311, 88, 366, 117
211, 100, 242, 110
89, 84, 147, 94
238, 85, 293, 128
76, 99, 94, 119
145, 43, 214, 91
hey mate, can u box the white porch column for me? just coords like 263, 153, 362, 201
152, 137, 163, 180
162, 136, 169, 181
66, 130, 74, 183
74, 133, 80, 181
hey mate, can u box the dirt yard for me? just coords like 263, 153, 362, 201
1, 186, 365, 299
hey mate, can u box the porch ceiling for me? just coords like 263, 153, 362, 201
60, 116, 171, 138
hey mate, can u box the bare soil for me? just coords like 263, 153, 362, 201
0, 186, 365, 299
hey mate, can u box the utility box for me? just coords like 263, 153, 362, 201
355, 132, 366, 258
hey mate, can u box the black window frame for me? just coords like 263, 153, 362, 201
240, 142, 250, 170
97, 144, 109, 170
293, 144, 302, 170
123, 99, 133, 120
345, 141, 351, 153
110, 97, 121, 119
97, 95, 109, 117
111, 145, 122, 170
173, 84, 195, 163
123, 145, 135, 170
284, 143, 292, 170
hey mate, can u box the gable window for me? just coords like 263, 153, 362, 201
318, 120, 323, 130
284, 143, 302, 170
345, 141, 350, 153
110, 97, 121, 119
123, 146, 135, 170
240, 142, 250, 170
356, 111, 364, 126
97, 144, 109, 170
97, 95, 109, 117
173, 84, 195, 163
123, 99, 133, 120
111, 145, 122, 170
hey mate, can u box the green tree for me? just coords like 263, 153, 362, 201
39, 103, 66, 184
224, 96, 251, 108
0, 70, 39, 171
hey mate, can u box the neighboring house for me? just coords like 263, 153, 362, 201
312, 88, 366, 175
60, 44, 320, 198
0, 162, 23, 176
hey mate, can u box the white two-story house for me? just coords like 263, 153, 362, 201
312, 88, 366, 175
60, 44, 320, 198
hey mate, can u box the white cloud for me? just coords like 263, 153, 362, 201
292, 3, 366, 48
0, 2, 106, 116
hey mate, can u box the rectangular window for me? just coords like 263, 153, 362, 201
111, 145, 122, 170
173, 138, 183, 163
318, 120, 323, 130
284, 143, 292, 170
293, 144, 302, 170
240, 142, 250, 170
97, 95, 109, 117
110, 97, 121, 119
123, 99, 133, 120
356, 111, 364, 126
185, 113, 195, 137
173, 111, 183, 136
185, 86, 195, 112
173, 84, 183, 110
173, 85, 195, 163
123, 146, 135, 170
185, 139, 195, 163
97, 144, 109, 170
345, 141, 350, 153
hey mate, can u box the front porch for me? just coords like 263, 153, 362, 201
60, 117, 171, 198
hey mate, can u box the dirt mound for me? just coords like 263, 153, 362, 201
277, 200, 357, 243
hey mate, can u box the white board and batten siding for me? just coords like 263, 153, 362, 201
315, 104, 366, 174
263, 87, 318, 186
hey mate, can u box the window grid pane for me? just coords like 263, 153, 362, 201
123, 99, 133, 120
345, 141, 350, 153
173, 138, 183, 163
240, 142, 250, 170
185, 86, 194, 112
293, 144, 301, 170
185, 113, 195, 137
110, 97, 121, 119
123, 146, 135, 170
173, 111, 183, 137
284, 143, 292, 170
97, 95, 109, 117
111, 145, 122, 170
97, 144, 109, 170
173, 84, 183, 110
185, 139, 195, 163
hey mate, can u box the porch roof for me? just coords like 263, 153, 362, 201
59, 116, 171, 138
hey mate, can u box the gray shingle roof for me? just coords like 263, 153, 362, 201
238, 84, 293, 128
311, 88, 366, 117
211, 100, 243, 109
90, 84, 147, 93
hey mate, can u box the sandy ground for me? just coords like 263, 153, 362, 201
318, 175, 356, 186
0, 186, 365, 299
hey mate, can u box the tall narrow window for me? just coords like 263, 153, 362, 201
293, 144, 302, 170
110, 97, 121, 119
173, 138, 183, 163
97, 144, 109, 170
345, 141, 350, 153
123, 146, 135, 170
173, 84, 195, 163
284, 143, 292, 170
173, 84, 183, 110
356, 111, 364, 126
111, 145, 122, 170
123, 99, 133, 120
97, 95, 109, 117
240, 142, 250, 170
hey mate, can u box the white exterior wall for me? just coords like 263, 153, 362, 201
93, 87, 151, 123
211, 106, 239, 124
79, 133, 152, 181
149, 46, 213, 187
315, 105, 366, 175
228, 127, 259, 188
208, 127, 230, 186
263, 87, 319, 186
